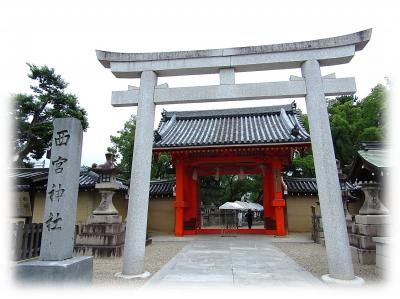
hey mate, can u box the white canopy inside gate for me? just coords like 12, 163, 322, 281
218, 202, 243, 210
218, 201, 263, 211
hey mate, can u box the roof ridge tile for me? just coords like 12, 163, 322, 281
163, 104, 294, 120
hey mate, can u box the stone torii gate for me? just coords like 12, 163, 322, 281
96, 29, 371, 284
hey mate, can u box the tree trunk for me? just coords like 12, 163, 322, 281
15, 141, 32, 167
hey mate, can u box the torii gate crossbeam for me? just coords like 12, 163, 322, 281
96, 29, 371, 285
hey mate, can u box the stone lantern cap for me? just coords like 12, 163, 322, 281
95, 153, 117, 174
94, 153, 119, 189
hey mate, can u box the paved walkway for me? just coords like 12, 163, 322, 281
146, 235, 322, 288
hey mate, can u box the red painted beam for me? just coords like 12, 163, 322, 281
153, 143, 311, 154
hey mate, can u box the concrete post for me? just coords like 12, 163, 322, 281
121, 71, 157, 276
301, 60, 355, 281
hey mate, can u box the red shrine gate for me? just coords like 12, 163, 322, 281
155, 145, 310, 236
152, 104, 311, 237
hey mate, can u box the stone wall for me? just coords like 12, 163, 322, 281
30, 190, 127, 224
31, 192, 45, 223
23, 190, 365, 236
288, 195, 364, 234
286, 195, 317, 232
147, 197, 175, 234
111, 193, 128, 219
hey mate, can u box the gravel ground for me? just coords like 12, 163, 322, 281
93, 240, 188, 287
92, 234, 384, 287
273, 242, 384, 285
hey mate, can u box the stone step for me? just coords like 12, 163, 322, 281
74, 237, 152, 258
75, 233, 125, 246
355, 215, 390, 225
74, 245, 124, 258
77, 223, 126, 235
350, 246, 375, 265
86, 215, 123, 224
351, 223, 389, 237
373, 237, 391, 277
348, 233, 376, 249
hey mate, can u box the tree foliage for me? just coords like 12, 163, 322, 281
200, 175, 263, 206
292, 84, 386, 176
151, 153, 173, 179
13, 64, 88, 167
328, 84, 385, 167
107, 115, 172, 180
107, 115, 136, 176
291, 154, 315, 177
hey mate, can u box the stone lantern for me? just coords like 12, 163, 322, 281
92, 153, 119, 217
74, 153, 126, 257
349, 181, 390, 265
358, 181, 389, 215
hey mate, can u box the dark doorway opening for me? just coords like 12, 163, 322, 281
199, 174, 264, 231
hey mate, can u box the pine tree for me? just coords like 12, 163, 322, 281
13, 64, 88, 167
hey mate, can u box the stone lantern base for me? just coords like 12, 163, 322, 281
349, 214, 390, 265
348, 182, 390, 265
74, 215, 126, 257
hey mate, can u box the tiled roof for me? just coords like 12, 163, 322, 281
153, 103, 310, 149
283, 177, 318, 195
360, 141, 385, 151
283, 177, 357, 195
10, 168, 49, 184
11, 168, 128, 191
78, 171, 99, 189
149, 179, 175, 198
348, 141, 388, 183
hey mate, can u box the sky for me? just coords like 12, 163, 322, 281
0, 0, 397, 168
1, 0, 400, 295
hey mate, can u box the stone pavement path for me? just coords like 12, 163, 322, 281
145, 235, 322, 288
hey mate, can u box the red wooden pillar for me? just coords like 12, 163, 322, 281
174, 161, 185, 236
272, 159, 287, 235
190, 175, 200, 230
183, 168, 191, 223
185, 167, 200, 231
262, 168, 274, 230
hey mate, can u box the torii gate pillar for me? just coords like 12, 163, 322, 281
302, 60, 362, 284
118, 71, 157, 277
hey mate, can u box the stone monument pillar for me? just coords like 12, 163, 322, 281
349, 182, 390, 264
14, 118, 93, 284
74, 153, 126, 257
